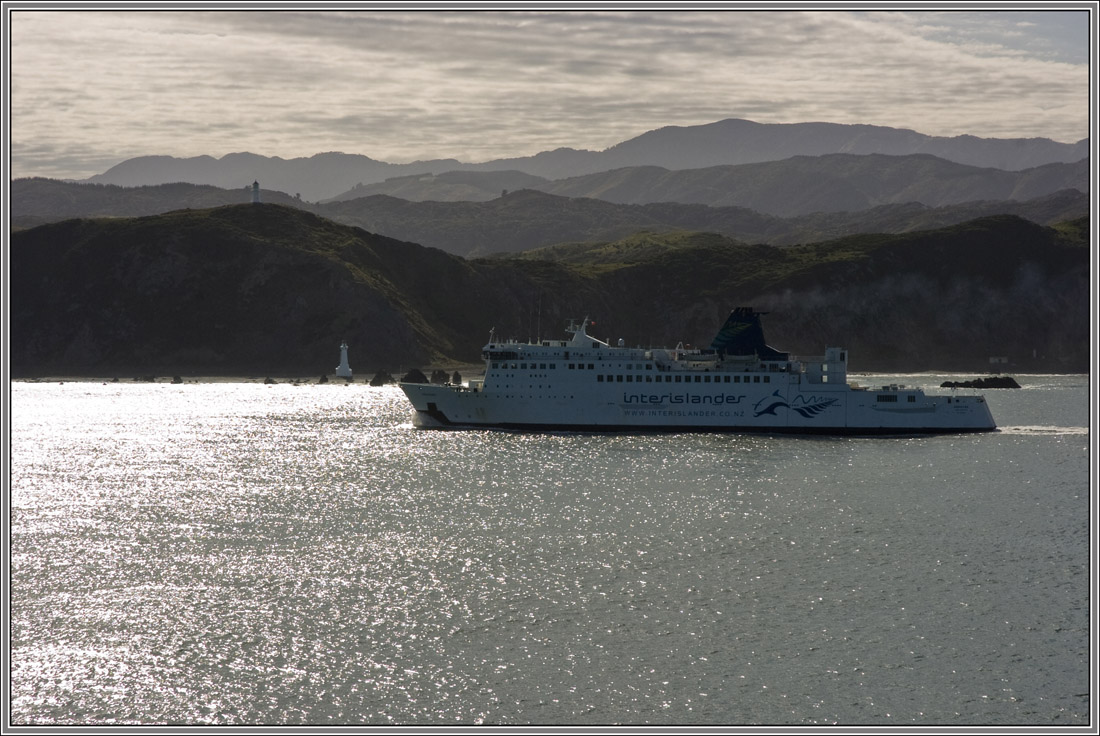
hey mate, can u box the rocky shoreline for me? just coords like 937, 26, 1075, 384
13, 363, 488, 385
14, 372, 1058, 388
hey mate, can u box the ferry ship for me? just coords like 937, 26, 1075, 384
399, 308, 997, 434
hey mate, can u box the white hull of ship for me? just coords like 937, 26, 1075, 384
400, 379, 995, 434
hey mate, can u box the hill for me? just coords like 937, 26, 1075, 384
317, 189, 672, 257
14, 177, 1090, 256
84, 152, 418, 205
9, 178, 312, 230
326, 155, 1087, 213
559, 217, 1089, 372
81, 118, 1088, 201
593, 118, 1088, 172
10, 205, 481, 374
326, 170, 549, 203
531, 155, 1088, 215
320, 153, 1088, 214
322, 188, 1089, 256
10, 206, 1089, 376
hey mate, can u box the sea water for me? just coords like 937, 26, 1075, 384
8, 375, 1093, 726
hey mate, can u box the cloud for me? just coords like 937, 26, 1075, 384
7, 9, 1091, 179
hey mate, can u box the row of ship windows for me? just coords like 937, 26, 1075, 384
490, 362, 778, 382
877, 394, 918, 403
492, 362, 654, 371
491, 371, 771, 384
598, 374, 770, 384
492, 361, 797, 373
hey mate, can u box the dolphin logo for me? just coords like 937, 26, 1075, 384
753, 390, 788, 417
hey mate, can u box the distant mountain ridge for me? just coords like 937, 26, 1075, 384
82, 118, 1088, 201
332, 155, 1088, 216
12, 177, 1089, 255
596, 119, 1088, 172
319, 188, 1091, 256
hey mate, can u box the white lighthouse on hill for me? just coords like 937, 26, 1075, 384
251, 181, 261, 204
336, 341, 353, 379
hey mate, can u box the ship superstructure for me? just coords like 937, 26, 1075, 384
399, 308, 996, 434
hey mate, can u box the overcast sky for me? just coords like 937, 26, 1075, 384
7, 5, 1095, 180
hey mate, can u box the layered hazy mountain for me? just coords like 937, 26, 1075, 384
82, 118, 1088, 202
325, 155, 1088, 213
15, 163, 1089, 255
311, 187, 1090, 257
14, 117, 1089, 376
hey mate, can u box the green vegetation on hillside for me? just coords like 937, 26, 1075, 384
10, 205, 1090, 375
1048, 216, 1090, 244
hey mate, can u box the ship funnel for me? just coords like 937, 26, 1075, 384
709, 307, 788, 360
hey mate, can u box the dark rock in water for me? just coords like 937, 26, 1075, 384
430, 369, 449, 384
319, 374, 328, 384
452, 371, 462, 385
264, 377, 277, 384
941, 376, 1021, 389
402, 368, 428, 383
370, 370, 394, 386
171, 376, 183, 384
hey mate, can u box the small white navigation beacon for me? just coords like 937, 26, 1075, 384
336, 341, 353, 379
251, 180, 261, 204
